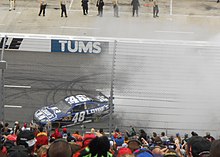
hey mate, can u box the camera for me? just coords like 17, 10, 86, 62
167, 144, 176, 150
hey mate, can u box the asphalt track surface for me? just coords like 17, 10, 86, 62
1, 0, 220, 135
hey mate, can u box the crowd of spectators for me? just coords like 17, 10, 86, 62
0, 121, 220, 157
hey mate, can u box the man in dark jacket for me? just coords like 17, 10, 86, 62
96, 0, 104, 17
81, 0, 89, 15
131, 0, 140, 17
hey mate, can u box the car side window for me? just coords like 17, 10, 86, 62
71, 104, 85, 113
86, 103, 99, 110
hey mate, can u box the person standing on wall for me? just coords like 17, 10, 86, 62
38, 0, 47, 16
9, 0, 15, 11
112, 0, 119, 17
96, 0, 104, 17
60, 0, 68, 17
152, 0, 159, 18
131, 0, 140, 17
81, 0, 89, 15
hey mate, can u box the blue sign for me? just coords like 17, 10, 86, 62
51, 39, 109, 54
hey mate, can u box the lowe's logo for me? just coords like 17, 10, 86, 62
0, 37, 23, 49
51, 40, 108, 54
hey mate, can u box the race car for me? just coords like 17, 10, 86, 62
33, 93, 110, 127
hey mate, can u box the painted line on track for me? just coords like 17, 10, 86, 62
155, 30, 194, 34
60, 26, 99, 30
4, 105, 22, 108
4, 85, 31, 89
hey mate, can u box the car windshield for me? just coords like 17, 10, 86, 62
54, 100, 71, 113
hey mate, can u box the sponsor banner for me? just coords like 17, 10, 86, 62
0, 37, 23, 50
0, 35, 110, 54
0, 37, 50, 52
51, 39, 109, 54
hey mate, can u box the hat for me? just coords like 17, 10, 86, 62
63, 128, 67, 133
17, 130, 36, 147
127, 139, 142, 152
7, 145, 29, 157
187, 136, 211, 157
14, 121, 19, 125
164, 150, 178, 157
134, 148, 154, 157
117, 147, 132, 157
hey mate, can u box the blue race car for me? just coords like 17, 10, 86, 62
33, 93, 110, 127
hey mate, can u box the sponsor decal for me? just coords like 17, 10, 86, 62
0, 37, 23, 49
51, 39, 109, 54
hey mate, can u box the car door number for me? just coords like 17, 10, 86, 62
72, 111, 85, 123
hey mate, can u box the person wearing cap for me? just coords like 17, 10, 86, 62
62, 128, 68, 140
36, 126, 48, 150
186, 136, 211, 157
82, 128, 97, 148
51, 128, 62, 140
115, 147, 133, 157
21, 123, 29, 131
16, 130, 37, 156
12, 121, 21, 136
127, 139, 142, 153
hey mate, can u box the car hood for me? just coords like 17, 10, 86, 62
34, 106, 66, 122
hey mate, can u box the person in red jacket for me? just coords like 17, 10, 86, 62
36, 126, 48, 150
51, 128, 62, 140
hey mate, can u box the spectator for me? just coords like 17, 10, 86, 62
151, 146, 167, 157
2, 123, 11, 135
16, 130, 37, 156
127, 139, 142, 153
67, 132, 76, 143
36, 144, 49, 157
210, 139, 220, 157
72, 131, 83, 147
12, 121, 21, 136
191, 131, 198, 137
152, 0, 159, 18
51, 128, 62, 140
131, 0, 140, 17
82, 129, 96, 148
126, 126, 136, 138
112, 0, 119, 17
47, 139, 73, 157
7, 145, 30, 157
62, 128, 68, 140
175, 133, 182, 145
36, 126, 48, 150
9, 0, 15, 11
113, 128, 122, 139
74, 136, 112, 157
138, 129, 148, 144
60, 0, 68, 17
96, 0, 104, 17
112, 128, 124, 149
98, 128, 106, 136
204, 132, 215, 142
115, 147, 133, 157
81, 0, 89, 15
160, 132, 169, 145
186, 136, 211, 157
21, 123, 29, 131
38, 0, 47, 16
